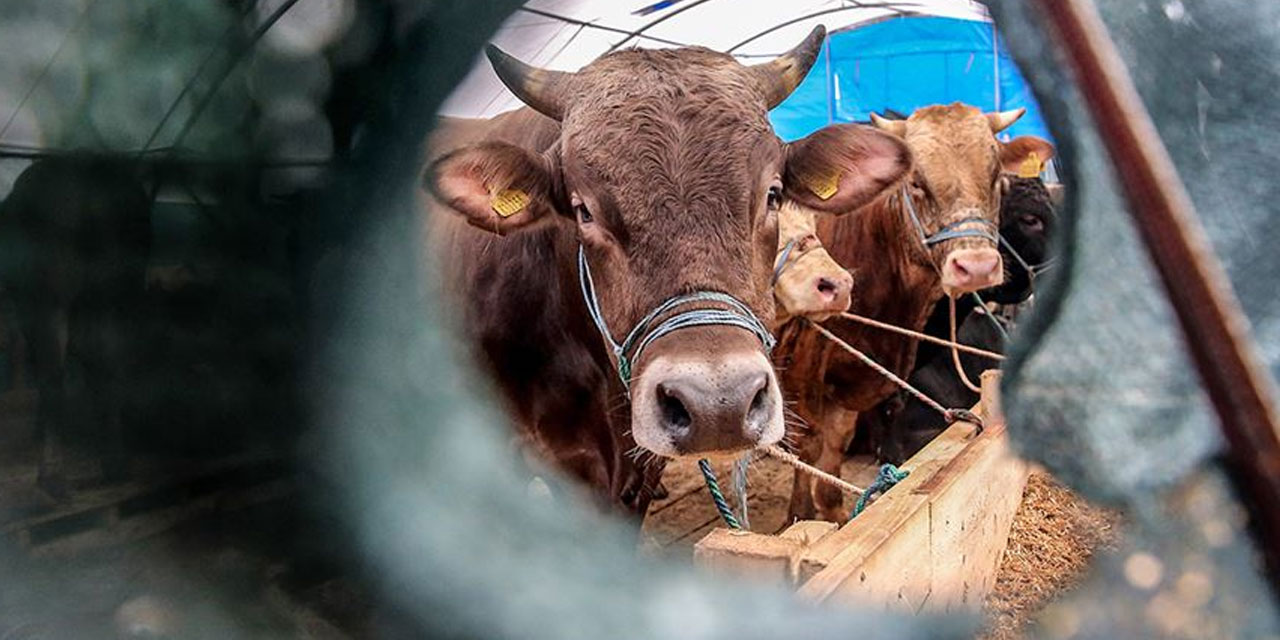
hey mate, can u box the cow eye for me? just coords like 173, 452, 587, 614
574, 203, 593, 224
1019, 214, 1043, 232
766, 185, 783, 211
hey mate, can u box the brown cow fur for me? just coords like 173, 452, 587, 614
421, 41, 912, 522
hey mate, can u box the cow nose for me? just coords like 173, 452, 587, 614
942, 248, 1003, 294
814, 272, 852, 310
631, 351, 783, 457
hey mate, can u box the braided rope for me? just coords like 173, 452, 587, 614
901, 184, 999, 246
807, 320, 985, 430
698, 459, 741, 530
811, 321, 947, 418
851, 464, 910, 519
578, 246, 774, 391
836, 312, 1005, 362
772, 237, 798, 285
761, 445, 865, 495
949, 296, 985, 394
732, 453, 751, 530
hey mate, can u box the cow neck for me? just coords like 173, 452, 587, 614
823, 187, 945, 331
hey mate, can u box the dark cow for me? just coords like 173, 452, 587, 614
776, 104, 1055, 523
423, 27, 912, 515
866, 176, 1060, 465
0, 157, 150, 498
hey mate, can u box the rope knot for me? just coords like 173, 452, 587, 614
850, 463, 909, 520
944, 408, 985, 432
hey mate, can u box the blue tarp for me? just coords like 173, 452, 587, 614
770, 16, 1053, 144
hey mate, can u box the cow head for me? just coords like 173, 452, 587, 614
772, 202, 852, 326
985, 176, 1059, 304
430, 27, 910, 458
870, 104, 1055, 297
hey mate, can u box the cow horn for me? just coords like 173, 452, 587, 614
752, 25, 827, 109
870, 112, 908, 137
485, 44, 572, 121
987, 107, 1026, 133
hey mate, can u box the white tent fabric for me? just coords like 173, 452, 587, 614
438, 0, 991, 119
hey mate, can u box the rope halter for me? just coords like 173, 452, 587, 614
576, 245, 776, 393
900, 184, 999, 249
771, 232, 823, 285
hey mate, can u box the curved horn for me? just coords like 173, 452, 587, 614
986, 107, 1026, 133
751, 25, 827, 109
870, 112, 908, 137
485, 44, 572, 121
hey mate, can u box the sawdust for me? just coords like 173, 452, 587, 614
981, 471, 1124, 639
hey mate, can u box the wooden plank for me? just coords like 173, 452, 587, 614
796, 419, 979, 585
693, 529, 802, 583
980, 369, 1003, 426
691, 371, 1028, 615
797, 419, 1026, 614
925, 424, 1027, 613
778, 520, 837, 546
693, 520, 839, 585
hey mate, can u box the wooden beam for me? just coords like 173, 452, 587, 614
797, 418, 1026, 614
694, 529, 804, 584
692, 373, 1027, 613
693, 520, 839, 585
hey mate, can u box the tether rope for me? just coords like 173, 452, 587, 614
577, 245, 774, 391
949, 296, 985, 393
761, 445, 865, 496
807, 320, 984, 428
836, 311, 1005, 362
851, 464, 910, 519
698, 459, 741, 530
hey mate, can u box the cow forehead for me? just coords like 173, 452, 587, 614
561, 48, 777, 175
905, 104, 999, 195
779, 203, 817, 239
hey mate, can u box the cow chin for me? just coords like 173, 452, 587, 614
628, 345, 784, 459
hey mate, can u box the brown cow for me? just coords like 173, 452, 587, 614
778, 103, 1054, 523
423, 27, 912, 515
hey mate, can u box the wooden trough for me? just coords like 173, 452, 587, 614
693, 370, 1029, 615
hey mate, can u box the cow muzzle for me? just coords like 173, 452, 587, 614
774, 256, 853, 324
630, 345, 784, 457
941, 247, 1004, 295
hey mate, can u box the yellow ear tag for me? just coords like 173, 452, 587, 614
804, 168, 842, 201
1018, 152, 1042, 178
490, 188, 530, 218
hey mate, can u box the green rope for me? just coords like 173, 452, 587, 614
698, 459, 741, 530
850, 463, 910, 520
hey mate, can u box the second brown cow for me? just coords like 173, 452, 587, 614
777, 103, 1055, 523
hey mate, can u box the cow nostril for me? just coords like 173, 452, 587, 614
816, 277, 838, 298
951, 260, 970, 277
746, 374, 771, 427
657, 383, 692, 431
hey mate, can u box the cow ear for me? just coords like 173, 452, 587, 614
1000, 136, 1056, 177
783, 123, 911, 214
428, 141, 558, 235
